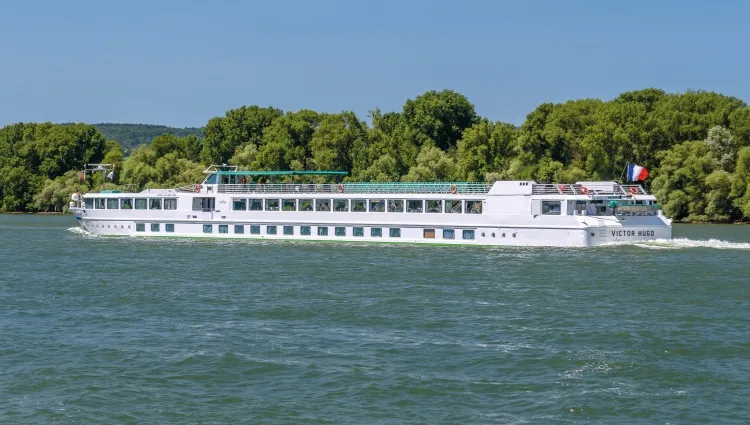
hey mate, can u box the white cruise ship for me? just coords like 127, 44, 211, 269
69, 166, 672, 247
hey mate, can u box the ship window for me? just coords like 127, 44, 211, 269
334, 199, 348, 212
204, 174, 218, 184
164, 199, 177, 210
445, 200, 462, 213
466, 201, 482, 214
317, 226, 328, 236
267, 225, 277, 235
423, 229, 436, 239
95, 198, 105, 209
120, 198, 133, 209
426, 200, 442, 213
335, 226, 346, 236
462, 229, 475, 240
283, 225, 294, 235
315, 199, 331, 212
149, 198, 162, 210
233, 199, 247, 211
353, 227, 364, 237
151, 223, 160, 232
369, 199, 385, 212
301, 226, 311, 235
387, 199, 404, 212
250, 225, 260, 234
265, 199, 279, 211
370, 227, 382, 237
219, 224, 228, 234
443, 229, 455, 239
136, 223, 145, 232
84, 198, 94, 209
249, 199, 263, 211
407, 200, 423, 213
234, 224, 244, 234
203, 224, 213, 233
389, 228, 401, 238
107, 199, 119, 209
166, 223, 175, 232
299, 199, 313, 211
542, 201, 561, 215
351, 199, 366, 212
282, 199, 296, 211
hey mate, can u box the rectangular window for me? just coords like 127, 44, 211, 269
136, 223, 145, 232
135, 199, 147, 210
151, 223, 160, 232
335, 226, 346, 236
426, 200, 442, 213
249, 199, 263, 211
542, 201, 562, 215
282, 199, 296, 211
107, 198, 119, 209
95, 198, 105, 209
462, 229, 475, 240
219, 224, 228, 234
351, 199, 366, 212
369, 199, 385, 212
267, 225, 277, 235
265, 199, 279, 211
164, 198, 177, 210
333, 199, 348, 212
234, 224, 244, 234
84, 198, 94, 209
315, 199, 331, 212
301, 226, 311, 235
423, 229, 436, 239
299, 199, 313, 211
387, 199, 404, 212
353, 227, 364, 237
120, 198, 133, 209
466, 201, 482, 214
443, 229, 455, 239
203, 224, 213, 233
445, 200, 462, 213
407, 200, 423, 213
233, 199, 247, 211
149, 198, 162, 210
283, 225, 294, 235
389, 228, 401, 238
317, 226, 329, 236
371, 227, 382, 237
166, 223, 175, 233
250, 225, 260, 234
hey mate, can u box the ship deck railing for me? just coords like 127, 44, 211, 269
531, 183, 648, 196
177, 182, 493, 195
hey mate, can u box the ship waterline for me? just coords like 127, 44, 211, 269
70, 167, 672, 247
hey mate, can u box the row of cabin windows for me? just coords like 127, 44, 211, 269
231, 198, 482, 214
135, 223, 175, 232
86, 198, 177, 210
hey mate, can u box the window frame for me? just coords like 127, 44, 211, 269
203, 224, 213, 233
462, 229, 475, 240
149, 198, 162, 210
232, 199, 247, 211
267, 225, 277, 235
445, 200, 462, 214
423, 228, 436, 239
368, 199, 385, 212
249, 199, 263, 211
299, 199, 313, 211
315, 199, 331, 212
135, 198, 147, 210
370, 227, 382, 237
282, 199, 296, 211
387, 199, 404, 212
443, 229, 455, 239
84, 198, 94, 209
389, 228, 401, 238
353, 227, 364, 237
351, 199, 366, 212
407, 199, 423, 213
425, 200, 442, 213
317, 226, 329, 236
151, 223, 160, 232
164, 198, 177, 210
283, 225, 294, 235
466, 200, 482, 214
106, 198, 119, 209
335, 226, 346, 236
542, 200, 562, 215
136, 223, 145, 232
300, 226, 311, 235
219, 224, 228, 234
333, 199, 349, 212
165, 223, 175, 232
250, 225, 260, 234
265, 199, 280, 211
95, 198, 105, 209
234, 224, 244, 234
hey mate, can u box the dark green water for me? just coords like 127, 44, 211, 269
1, 215, 749, 424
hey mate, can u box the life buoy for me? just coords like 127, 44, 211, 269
559, 184, 567, 192
449, 184, 457, 194
580, 186, 590, 195
194, 184, 201, 193
629, 186, 638, 195
337, 184, 344, 193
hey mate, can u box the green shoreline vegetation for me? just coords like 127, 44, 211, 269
2, 88, 750, 223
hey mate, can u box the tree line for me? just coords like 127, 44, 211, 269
1, 88, 750, 222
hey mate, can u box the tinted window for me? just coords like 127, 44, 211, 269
369, 200, 385, 212
120, 198, 133, 209
166, 223, 175, 232
135, 199, 147, 210
164, 199, 177, 210
353, 227, 364, 237
249, 199, 263, 211
351, 199, 366, 212
466, 201, 482, 214
107, 199, 119, 209
389, 228, 401, 237
250, 225, 260, 234
234, 224, 244, 234
426, 200, 442, 213
267, 225, 277, 234
84, 199, 94, 209
203, 224, 213, 233
136, 223, 145, 232
387, 200, 404, 212
371, 228, 382, 237
149, 198, 162, 210
407, 200, 423, 213
282, 199, 296, 211
334, 199, 348, 212
445, 200, 462, 213
283, 226, 294, 235
335, 227, 346, 236
265, 199, 279, 211
95, 198, 105, 209
462, 229, 475, 240
301, 226, 311, 235
443, 229, 455, 239
151, 223, 160, 232
299, 199, 313, 211
317, 226, 328, 236
219, 225, 228, 234
233, 199, 247, 211
315, 199, 331, 211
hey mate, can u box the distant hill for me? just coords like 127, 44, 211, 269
93, 123, 203, 153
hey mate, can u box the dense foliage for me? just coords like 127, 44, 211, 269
2, 89, 750, 222
91, 123, 203, 154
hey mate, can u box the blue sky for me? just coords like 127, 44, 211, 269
1, 0, 748, 128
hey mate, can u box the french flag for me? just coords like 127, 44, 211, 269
626, 163, 649, 181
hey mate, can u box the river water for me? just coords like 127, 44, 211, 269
1, 215, 749, 424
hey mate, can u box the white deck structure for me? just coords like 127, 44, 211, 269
70, 166, 672, 247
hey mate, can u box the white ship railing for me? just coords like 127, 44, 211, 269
200, 182, 492, 195
532, 183, 648, 196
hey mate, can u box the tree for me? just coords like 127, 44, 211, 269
401, 145, 457, 182
456, 120, 517, 181
309, 112, 367, 173
201, 105, 283, 164
402, 90, 479, 150
705, 125, 739, 172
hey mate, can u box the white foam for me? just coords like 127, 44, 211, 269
608, 238, 750, 250
66, 227, 98, 238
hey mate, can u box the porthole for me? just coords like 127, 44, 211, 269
491, 232, 495, 238
128, 225, 131, 229
108, 225, 110, 228
512, 233, 517, 238
481, 232, 485, 237
591, 232, 595, 237
502, 233, 506, 238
